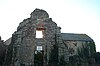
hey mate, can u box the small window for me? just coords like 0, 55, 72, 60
36, 46, 43, 51
36, 30, 43, 38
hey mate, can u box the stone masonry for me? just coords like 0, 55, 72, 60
5, 8, 96, 66
6, 9, 66, 66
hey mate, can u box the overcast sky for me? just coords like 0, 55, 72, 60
0, 0, 100, 51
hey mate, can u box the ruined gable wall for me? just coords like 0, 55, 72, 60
10, 9, 61, 65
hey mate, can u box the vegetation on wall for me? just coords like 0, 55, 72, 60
48, 44, 58, 66
59, 55, 67, 66
93, 52, 100, 64
89, 42, 96, 57
68, 41, 96, 66
48, 34, 58, 66
77, 42, 96, 58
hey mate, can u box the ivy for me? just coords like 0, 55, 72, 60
59, 55, 67, 66
48, 44, 58, 66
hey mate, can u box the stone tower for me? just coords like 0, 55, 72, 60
9, 8, 62, 66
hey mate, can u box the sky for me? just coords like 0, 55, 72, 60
0, 0, 100, 51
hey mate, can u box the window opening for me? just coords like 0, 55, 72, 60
36, 46, 43, 51
36, 30, 43, 38
36, 28, 45, 38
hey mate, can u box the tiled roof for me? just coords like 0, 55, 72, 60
61, 33, 93, 41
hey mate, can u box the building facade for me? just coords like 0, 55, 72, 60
5, 9, 96, 66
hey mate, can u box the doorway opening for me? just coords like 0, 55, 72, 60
34, 50, 44, 66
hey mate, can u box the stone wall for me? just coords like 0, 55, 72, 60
7, 9, 62, 66
4, 8, 96, 66
64, 40, 96, 56
0, 36, 6, 65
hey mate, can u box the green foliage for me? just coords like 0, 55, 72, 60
93, 52, 100, 64
76, 42, 96, 66
77, 47, 89, 58
77, 48, 83, 57
48, 44, 58, 66
89, 42, 96, 57
77, 42, 96, 58
69, 55, 82, 66
59, 55, 67, 66
48, 34, 59, 66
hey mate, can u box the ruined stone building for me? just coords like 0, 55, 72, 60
0, 36, 6, 65
5, 9, 96, 66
